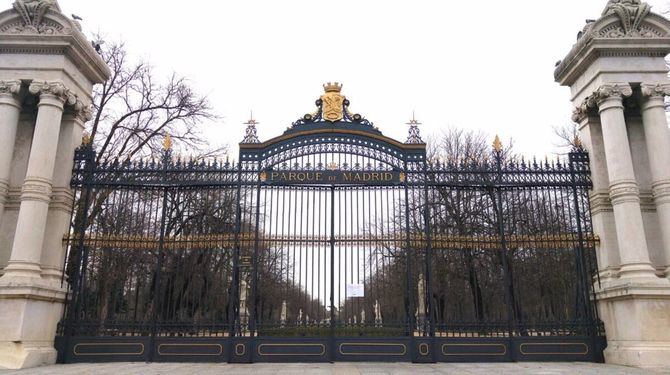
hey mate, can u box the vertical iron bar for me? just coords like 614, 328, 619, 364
403, 160, 415, 338
330, 185, 336, 361
250, 170, 262, 337
422, 163, 435, 340
229, 162, 243, 340
149, 148, 171, 361
493, 150, 516, 360
570, 151, 598, 358
68, 145, 96, 337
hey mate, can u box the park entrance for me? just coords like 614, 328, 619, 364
56, 85, 605, 363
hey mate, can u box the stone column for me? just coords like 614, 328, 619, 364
40, 102, 90, 286
640, 83, 670, 277
591, 83, 658, 279
0, 80, 22, 224
573, 105, 622, 282
0, 81, 75, 280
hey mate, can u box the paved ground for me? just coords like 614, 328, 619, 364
0, 363, 669, 375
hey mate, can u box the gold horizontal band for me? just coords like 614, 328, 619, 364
65, 232, 598, 251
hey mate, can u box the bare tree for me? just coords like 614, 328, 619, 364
553, 122, 580, 153
88, 39, 221, 163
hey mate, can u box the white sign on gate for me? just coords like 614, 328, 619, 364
346, 283, 365, 297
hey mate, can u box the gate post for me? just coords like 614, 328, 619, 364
555, 1, 670, 367
0, 2, 109, 368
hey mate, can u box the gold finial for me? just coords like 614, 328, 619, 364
81, 132, 91, 146
573, 135, 582, 148
163, 133, 173, 151
493, 135, 503, 152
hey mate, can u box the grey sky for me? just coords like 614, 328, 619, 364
54, 0, 669, 157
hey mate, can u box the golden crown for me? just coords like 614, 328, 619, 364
323, 82, 343, 93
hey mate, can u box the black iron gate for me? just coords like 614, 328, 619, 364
56, 87, 604, 363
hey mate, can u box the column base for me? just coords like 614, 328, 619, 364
596, 279, 670, 369
618, 263, 663, 280
0, 342, 57, 369
0, 261, 43, 281
0, 277, 66, 369
604, 341, 670, 369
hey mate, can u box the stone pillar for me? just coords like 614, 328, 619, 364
0, 80, 22, 224
591, 83, 658, 279
0, 81, 75, 281
573, 106, 622, 282
40, 102, 90, 286
640, 83, 670, 277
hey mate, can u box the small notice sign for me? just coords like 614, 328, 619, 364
346, 283, 365, 297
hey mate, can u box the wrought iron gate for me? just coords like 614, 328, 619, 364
56, 86, 605, 363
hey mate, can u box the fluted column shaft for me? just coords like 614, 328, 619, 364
593, 83, 657, 279
1, 81, 75, 279
641, 83, 670, 277
40, 105, 89, 285
0, 81, 22, 223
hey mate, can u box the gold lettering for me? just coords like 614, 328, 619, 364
316, 173, 323, 181
384, 172, 392, 181
343, 172, 351, 181
289, 173, 297, 181
296, 172, 306, 181
371, 173, 380, 181
271, 172, 279, 181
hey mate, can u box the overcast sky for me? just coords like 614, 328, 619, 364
52, 0, 670, 157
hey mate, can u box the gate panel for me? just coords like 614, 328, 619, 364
58, 89, 603, 363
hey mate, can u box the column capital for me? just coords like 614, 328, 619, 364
0, 80, 22, 108
28, 81, 76, 107
572, 101, 589, 123
587, 83, 633, 108
71, 99, 93, 123
640, 83, 670, 99
0, 80, 21, 96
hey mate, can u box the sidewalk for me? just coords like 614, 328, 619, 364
1, 362, 668, 375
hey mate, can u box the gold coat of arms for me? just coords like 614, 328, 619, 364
321, 82, 345, 122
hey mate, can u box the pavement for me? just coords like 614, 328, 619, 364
1, 363, 669, 375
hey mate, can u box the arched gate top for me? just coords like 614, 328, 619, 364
239, 84, 426, 166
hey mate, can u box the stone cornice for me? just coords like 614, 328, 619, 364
0, 9, 110, 84
28, 80, 76, 105
555, 13, 670, 86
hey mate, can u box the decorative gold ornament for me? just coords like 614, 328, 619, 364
321, 82, 345, 122
573, 135, 582, 148
81, 132, 91, 146
493, 135, 503, 152
399, 172, 406, 183
259, 171, 267, 182
163, 133, 173, 151
327, 162, 339, 170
